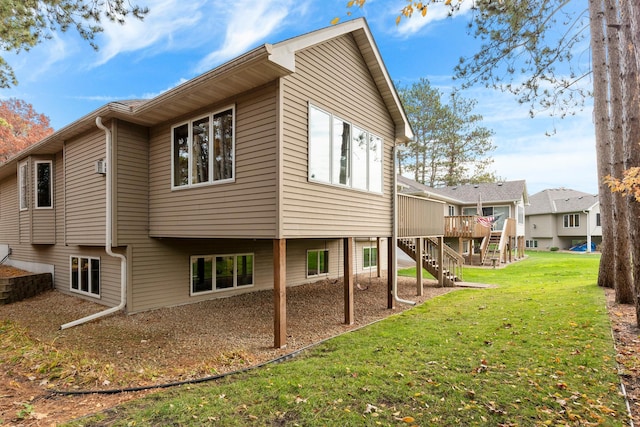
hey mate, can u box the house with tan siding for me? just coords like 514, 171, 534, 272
525, 188, 601, 251
0, 19, 449, 347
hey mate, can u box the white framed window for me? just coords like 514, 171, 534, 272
308, 104, 383, 193
563, 214, 580, 228
363, 246, 378, 269
307, 249, 329, 277
18, 161, 29, 211
172, 106, 235, 189
191, 253, 253, 295
448, 205, 455, 216
70, 256, 101, 298
525, 240, 538, 248
35, 160, 53, 209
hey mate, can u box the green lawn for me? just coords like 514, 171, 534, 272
68, 251, 628, 426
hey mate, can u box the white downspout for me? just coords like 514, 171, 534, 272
60, 117, 127, 329
583, 209, 592, 253
393, 145, 416, 306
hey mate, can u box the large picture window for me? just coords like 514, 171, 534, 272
308, 104, 383, 193
191, 253, 253, 295
307, 249, 329, 277
172, 106, 235, 188
70, 256, 101, 297
35, 160, 53, 209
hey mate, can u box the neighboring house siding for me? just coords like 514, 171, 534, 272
280, 34, 394, 238
64, 130, 107, 245
148, 83, 278, 238
527, 214, 554, 239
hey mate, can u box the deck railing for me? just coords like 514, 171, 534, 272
444, 215, 491, 238
397, 194, 445, 238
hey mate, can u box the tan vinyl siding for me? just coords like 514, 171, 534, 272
281, 34, 395, 238
148, 83, 279, 239
126, 239, 275, 313
64, 130, 106, 245
0, 176, 18, 242
114, 120, 149, 246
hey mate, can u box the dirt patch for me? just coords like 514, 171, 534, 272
0, 265, 33, 278
606, 288, 640, 426
0, 274, 456, 426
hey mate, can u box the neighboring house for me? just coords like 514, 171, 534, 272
397, 176, 528, 265
0, 18, 440, 347
525, 188, 601, 251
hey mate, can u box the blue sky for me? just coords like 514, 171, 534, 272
1, 0, 597, 195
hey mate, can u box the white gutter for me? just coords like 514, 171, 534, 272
393, 145, 416, 306
61, 117, 128, 329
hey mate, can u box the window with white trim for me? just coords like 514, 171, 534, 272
448, 205, 455, 216
525, 240, 538, 248
172, 106, 235, 188
308, 104, 383, 193
191, 253, 253, 295
363, 246, 378, 268
307, 249, 329, 277
35, 160, 53, 209
563, 213, 580, 228
19, 161, 29, 211
70, 256, 101, 297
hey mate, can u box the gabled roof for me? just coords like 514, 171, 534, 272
527, 188, 599, 215
398, 175, 528, 205
0, 18, 411, 181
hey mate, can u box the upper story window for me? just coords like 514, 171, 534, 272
448, 205, 455, 216
596, 213, 601, 226
308, 104, 383, 193
172, 106, 235, 189
563, 213, 580, 228
35, 160, 53, 209
18, 161, 29, 211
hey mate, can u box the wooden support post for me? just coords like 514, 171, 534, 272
387, 236, 395, 309
437, 236, 445, 287
376, 237, 382, 278
343, 237, 354, 325
415, 237, 423, 296
273, 239, 287, 348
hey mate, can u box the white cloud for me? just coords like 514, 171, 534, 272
394, 1, 475, 37
94, 0, 206, 66
194, 0, 295, 72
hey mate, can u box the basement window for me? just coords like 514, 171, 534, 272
307, 249, 329, 277
191, 253, 254, 295
70, 256, 101, 298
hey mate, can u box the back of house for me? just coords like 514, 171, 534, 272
0, 18, 413, 325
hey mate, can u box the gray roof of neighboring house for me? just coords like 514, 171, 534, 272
397, 175, 528, 205
527, 188, 599, 215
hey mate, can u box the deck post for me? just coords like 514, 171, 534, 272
415, 237, 423, 296
273, 239, 287, 348
376, 237, 382, 278
437, 236, 445, 287
343, 237, 354, 325
387, 236, 395, 309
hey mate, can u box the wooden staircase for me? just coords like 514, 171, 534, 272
398, 238, 464, 287
481, 231, 502, 266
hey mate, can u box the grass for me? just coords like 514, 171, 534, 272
67, 251, 627, 426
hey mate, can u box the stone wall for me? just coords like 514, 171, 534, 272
0, 273, 53, 305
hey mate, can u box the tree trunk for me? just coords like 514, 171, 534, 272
605, 0, 634, 303
589, 0, 615, 288
620, 1, 640, 324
